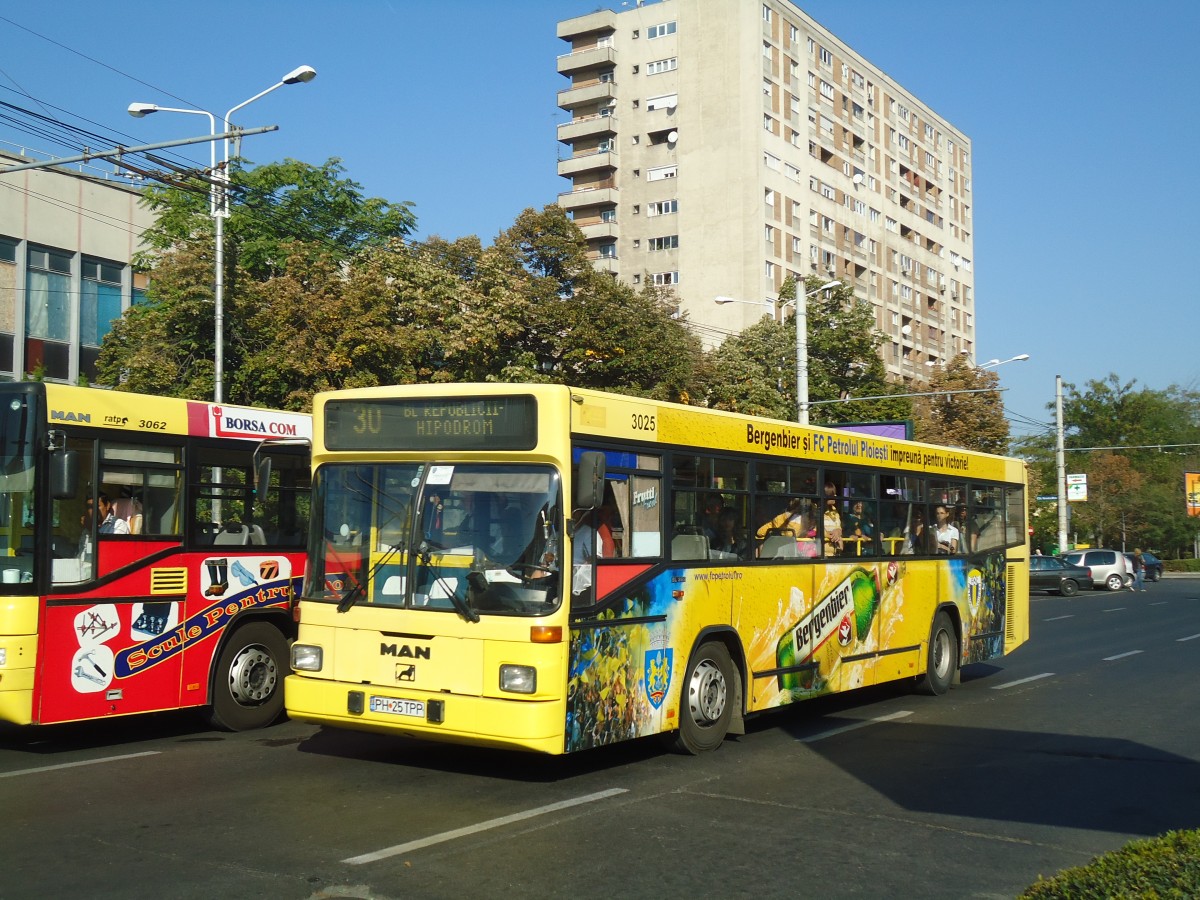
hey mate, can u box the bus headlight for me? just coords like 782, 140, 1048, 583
291, 643, 323, 672
499, 664, 536, 694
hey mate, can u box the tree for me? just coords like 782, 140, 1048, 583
137, 157, 416, 279
1015, 374, 1200, 557
911, 356, 1011, 454
100, 158, 418, 402
700, 277, 909, 424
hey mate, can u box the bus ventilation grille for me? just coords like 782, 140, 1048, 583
1004, 563, 1017, 644
151, 568, 188, 595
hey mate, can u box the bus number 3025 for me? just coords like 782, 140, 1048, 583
632, 413, 656, 432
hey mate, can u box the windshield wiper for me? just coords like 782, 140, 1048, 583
337, 539, 405, 613
413, 540, 479, 624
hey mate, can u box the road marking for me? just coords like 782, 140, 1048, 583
1102, 607, 1127, 612
992, 672, 1054, 690
798, 709, 912, 743
0, 750, 160, 779
1043, 615, 1074, 621
1178, 634, 1200, 642
1103, 650, 1143, 661
343, 788, 629, 864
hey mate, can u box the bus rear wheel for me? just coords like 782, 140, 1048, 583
208, 621, 287, 731
916, 610, 957, 696
674, 641, 734, 755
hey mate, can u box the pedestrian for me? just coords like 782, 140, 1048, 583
1131, 548, 1146, 592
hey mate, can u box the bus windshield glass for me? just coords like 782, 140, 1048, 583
305, 462, 563, 617
0, 392, 38, 584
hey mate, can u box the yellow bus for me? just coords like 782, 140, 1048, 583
0, 382, 311, 731
286, 384, 1029, 754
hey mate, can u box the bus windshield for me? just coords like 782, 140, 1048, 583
0, 392, 38, 585
305, 462, 563, 617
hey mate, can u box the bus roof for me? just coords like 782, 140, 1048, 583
32, 383, 312, 443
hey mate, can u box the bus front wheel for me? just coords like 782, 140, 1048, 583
674, 641, 735, 755
916, 610, 957, 696
208, 621, 288, 731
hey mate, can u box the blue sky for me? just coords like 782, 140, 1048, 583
1, 1, 1196, 439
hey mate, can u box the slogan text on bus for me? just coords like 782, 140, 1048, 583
745, 425, 970, 471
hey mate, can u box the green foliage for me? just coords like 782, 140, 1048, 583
699, 278, 909, 424
102, 188, 698, 407
1017, 374, 1200, 556
1019, 830, 1200, 898
912, 356, 1011, 454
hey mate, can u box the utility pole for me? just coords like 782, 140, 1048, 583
1056, 374, 1069, 553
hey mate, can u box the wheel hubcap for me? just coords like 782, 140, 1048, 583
933, 630, 951, 679
228, 645, 276, 705
687, 659, 727, 725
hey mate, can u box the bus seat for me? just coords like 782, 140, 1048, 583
671, 533, 709, 560
761, 535, 799, 558
247, 525, 266, 546
214, 523, 250, 546
112, 498, 137, 532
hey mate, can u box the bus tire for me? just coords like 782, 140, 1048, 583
208, 621, 287, 731
674, 641, 734, 755
916, 610, 957, 696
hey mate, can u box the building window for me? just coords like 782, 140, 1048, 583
26, 245, 72, 379
80, 258, 123, 348
646, 94, 677, 111
598, 243, 617, 259
819, 80, 834, 101
646, 57, 677, 75
647, 21, 676, 39
648, 236, 678, 251
647, 165, 677, 182
600, 209, 617, 223
652, 271, 679, 285
647, 199, 678, 217
819, 46, 832, 67
763, 5, 772, 22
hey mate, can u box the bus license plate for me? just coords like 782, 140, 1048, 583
369, 696, 425, 718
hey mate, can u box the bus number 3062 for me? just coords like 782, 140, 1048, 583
632, 414, 656, 431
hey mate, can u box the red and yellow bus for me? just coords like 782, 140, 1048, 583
286, 384, 1028, 754
0, 382, 310, 731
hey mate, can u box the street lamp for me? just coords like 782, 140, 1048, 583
788, 280, 840, 425
129, 65, 316, 403
978, 353, 1030, 370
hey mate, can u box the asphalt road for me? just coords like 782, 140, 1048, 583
3, 576, 1198, 900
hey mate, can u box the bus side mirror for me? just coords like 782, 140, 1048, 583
50, 450, 79, 500
254, 455, 273, 499
575, 451, 606, 510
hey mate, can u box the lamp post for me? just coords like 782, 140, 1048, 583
128, 65, 316, 403
714, 279, 840, 424
791, 280, 840, 425
978, 353, 1030, 370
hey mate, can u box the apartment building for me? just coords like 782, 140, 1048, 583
556, 0, 976, 380
0, 150, 154, 383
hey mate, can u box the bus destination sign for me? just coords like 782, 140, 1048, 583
325, 396, 537, 451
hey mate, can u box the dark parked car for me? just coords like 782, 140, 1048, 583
1125, 551, 1164, 582
1030, 555, 1093, 596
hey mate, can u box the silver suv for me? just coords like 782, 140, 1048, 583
1062, 549, 1132, 591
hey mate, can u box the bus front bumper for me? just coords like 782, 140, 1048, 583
284, 674, 567, 754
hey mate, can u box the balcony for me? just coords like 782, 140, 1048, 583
557, 81, 616, 111
557, 148, 616, 178
557, 113, 617, 144
557, 45, 617, 75
580, 221, 618, 241
557, 10, 617, 40
557, 185, 618, 212
589, 255, 620, 276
